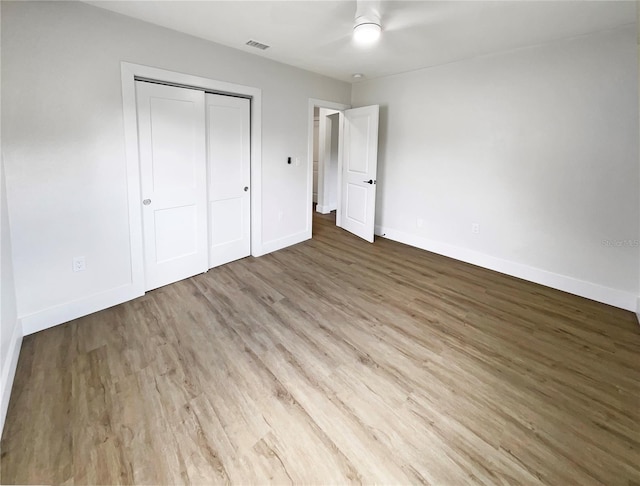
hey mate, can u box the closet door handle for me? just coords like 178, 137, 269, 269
143, 199, 151, 206
244, 187, 249, 192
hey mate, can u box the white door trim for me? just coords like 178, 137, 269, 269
307, 98, 350, 238
121, 62, 264, 295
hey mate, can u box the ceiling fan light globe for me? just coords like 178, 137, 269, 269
353, 22, 381, 45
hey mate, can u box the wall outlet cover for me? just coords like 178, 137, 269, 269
73, 256, 86, 272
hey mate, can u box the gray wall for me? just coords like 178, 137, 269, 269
1, 156, 20, 435
0, 1, 21, 437
2, 1, 350, 325
353, 26, 639, 308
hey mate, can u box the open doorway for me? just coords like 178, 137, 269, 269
312, 107, 319, 207
312, 108, 341, 237
313, 109, 340, 215
307, 99, 350, 237
307, 99, 380, 242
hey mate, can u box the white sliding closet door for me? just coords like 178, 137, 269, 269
206, 94, 251, 268
136, 81, 208, 291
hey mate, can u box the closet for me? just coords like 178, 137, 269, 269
135, 80, 250, 291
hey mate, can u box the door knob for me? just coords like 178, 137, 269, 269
244, 186, 249, 192
143, 199, 151, 205
363, 179, 375, 185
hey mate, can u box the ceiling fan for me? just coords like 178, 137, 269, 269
353, 0, 383, 45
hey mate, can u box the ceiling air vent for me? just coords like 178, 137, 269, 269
246, 40, 270, 50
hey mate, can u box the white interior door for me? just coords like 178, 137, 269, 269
136, 81, 208, 291
206, 93, 251, 268
340, 105, 379, 243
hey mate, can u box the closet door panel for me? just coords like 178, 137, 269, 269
206, 94, 251, 268
136, 81, 208, 290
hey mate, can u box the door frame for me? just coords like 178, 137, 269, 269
121, 62, 263, 295
306, 98, 350, 237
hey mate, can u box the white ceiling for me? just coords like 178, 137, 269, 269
88, 1, 637, 82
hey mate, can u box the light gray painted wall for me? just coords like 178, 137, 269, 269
637, 0, 640, 319
1, 1, 350, 324
352, 26, 639, 308
0, 1, 22, 436
0, 156, 20, 434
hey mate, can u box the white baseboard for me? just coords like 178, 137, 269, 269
375, 225, 637, 312
20, 283, 143, 336
636, 297, 640, 324
20, 229, 310, 336
259, 230, 309, 256
316, 204, 337, 214
316, 204, 332, 214
0, 321, 22, 436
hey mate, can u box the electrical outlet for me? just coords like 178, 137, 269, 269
73, 256, 86, 272
278, 210, 284, 221
471, 223, 480, 234
417, 218, 424, 228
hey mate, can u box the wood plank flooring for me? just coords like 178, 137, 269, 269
1, 211, 639, 485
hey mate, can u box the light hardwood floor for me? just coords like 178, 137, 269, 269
1, 212, 639, 485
